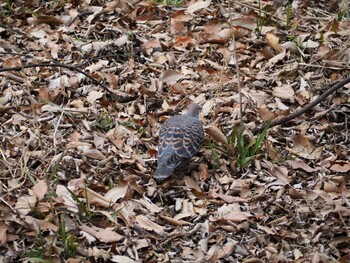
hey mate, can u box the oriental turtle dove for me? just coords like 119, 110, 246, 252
154, 103, 204, 180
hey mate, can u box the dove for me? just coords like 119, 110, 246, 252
154, 103, 204, 180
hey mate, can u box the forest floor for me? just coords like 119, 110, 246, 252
0, 0, 350, 262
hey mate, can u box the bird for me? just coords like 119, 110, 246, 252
154, 103, 204, 180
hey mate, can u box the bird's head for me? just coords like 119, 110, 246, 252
186, 103, 200, 118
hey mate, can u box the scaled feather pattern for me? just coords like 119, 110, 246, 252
154, 103, 204, 180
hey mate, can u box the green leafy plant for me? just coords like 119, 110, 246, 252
152, 0, 182, 6
209, 142, 221, 169
27, 230, 52, 263
60, 216, 76, 258
93, 110, 115, 131
66, 186, 91, 220
228, 125, 269, 168
286, 33, 303, 49
286, 3, 292, 28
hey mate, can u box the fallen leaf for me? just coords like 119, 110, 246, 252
80, 225, 124, 243
135, 215, 165, 234
31, 180, 48, 201
186, 0, 211, 14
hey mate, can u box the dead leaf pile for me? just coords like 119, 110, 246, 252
0, 0, 349, 262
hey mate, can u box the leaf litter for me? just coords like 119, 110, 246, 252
0, 0, 350, 262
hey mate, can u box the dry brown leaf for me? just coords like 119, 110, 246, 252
0, 221, 7, 245
159, 215, 191, 226
205, 125, 228, 147
186, 0, 211, 14
198, 163, 209, 181
133, 196, 162, 214
161, 70, 186, 86
289, 188, 304, 199
287, 134, 323, 160
330, 161, 350, 173
80, 224, 123, 243
266, 32, 281, 53
266, 49, 286, 67
184, 176, 201, 192
31, 180, 48, 201
56, 185, 79, 213
135, 215, 164, 234
104, 185, 129, 203
272, 85, 295, 100
24, 216, 59, 232
287, 160, 317, 173
85, 188, 112, 208
87, 90, 104, 104
110, 256, 141, 263
210, 192, 248, 203
323, 181, 339, 193
15, 196, 37, 216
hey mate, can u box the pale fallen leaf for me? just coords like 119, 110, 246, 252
186, 0, 211, 14
266, 32, 281, 53
287, 160, 317, 173
15, 196, 37, 216
80, 224, 123, 243
111, 255, 141, 263
24, 215, 59, 232
198, 163, 209, 181
135, 214, 165, 234
104, 185, 129, 203
215, 204, 252, 222
330, 161, 350, 173
0, 221, 7, 245
206, 125, 228, 147
85, 188, 112, 208
133, 196, 163, 214
210, 193, 248, 203
56, 185, 78, 213
266, 49, 286, 67
31, 180, 48, 201
302, 39, 319, 49
184, 176, 201, 192
87, 90, 104, 104
257, 224, 276, 235
272, 85, 295, 100
159, 215, 191, 226
161, 70, 185, 85
82, 149, 106, 160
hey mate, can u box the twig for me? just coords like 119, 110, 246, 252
255, 76, 350, 133
299, 62, 350, 71
0, 62, 118, 100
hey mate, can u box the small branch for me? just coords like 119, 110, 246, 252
256, 75, 350, 133
0, 62, 118, 100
